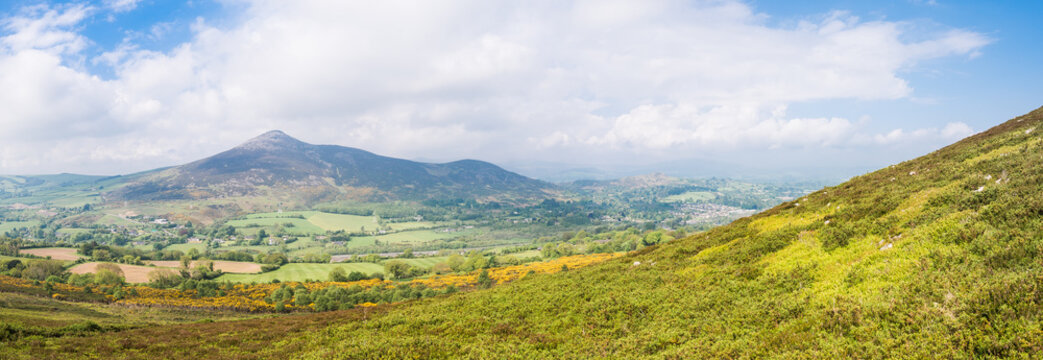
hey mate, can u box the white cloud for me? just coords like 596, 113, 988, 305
0, 0, 991, 174
861, 121, 974, 145
1, 4, 91, 55
104, 0, 140, 13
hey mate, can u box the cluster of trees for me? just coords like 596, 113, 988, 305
266, 282, 456, 312
328, 268, 382, 282
0, 236, 21, 256
534, 227, 681, 259
382, 260, 427, 279
67, 263, 126, 286
1, 258, 65, 281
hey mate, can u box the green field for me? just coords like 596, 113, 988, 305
0, 220, 39, 233
225, 217, 324, 235
387, 221, 437, 231
306, 212, 377, 232
223, 211, 430, 236
215, 262, 385, 283
349, 230, 457, 248
56, 228, 91, 236
165, 243, 208, 253
94, 214, 138, 226
662, 191, 717, 203
396, 256, 448, 269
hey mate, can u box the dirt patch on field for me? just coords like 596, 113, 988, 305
145, 260, 261, 273
68, 262, 167, 283
21, 247, 83, 261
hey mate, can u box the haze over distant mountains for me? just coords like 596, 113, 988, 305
112, 130, 554, 202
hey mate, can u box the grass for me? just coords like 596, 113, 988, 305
387, 221, 438, 231
215, 262, 385, 283
225, 217, 324, 235
0, 292, 260, 329
2, 303, 371, 359
94, 214, 139, 226
0, 220, 39, 233
306, 212, 377, 232
223, 211, 431, 236
396, 256, 448, 269
0, 291, 266, 343
165, 243, 208, 253
56, 228, 92, 237
349, 230, 457, 248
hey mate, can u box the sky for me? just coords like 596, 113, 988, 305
0, 0, 1040, 181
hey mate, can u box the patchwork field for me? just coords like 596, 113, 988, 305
20, 247, 82, 261
222, 211, 437, 236
215, 262, 385, 283
144, 260, 262, 273
68, 262, 167, 283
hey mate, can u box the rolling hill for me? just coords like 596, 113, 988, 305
57, 130, 550, 204
8, 106, 1043, 358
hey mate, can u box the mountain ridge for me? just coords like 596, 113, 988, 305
110, 130, 555, 203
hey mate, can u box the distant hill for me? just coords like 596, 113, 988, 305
111, 130, 554, 202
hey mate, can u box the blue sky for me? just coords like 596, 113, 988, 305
0, 0, 1039, 181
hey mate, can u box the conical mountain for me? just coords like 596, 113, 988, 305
114, 130, 552, 201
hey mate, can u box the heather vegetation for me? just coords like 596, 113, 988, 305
275, 106, 1043, 358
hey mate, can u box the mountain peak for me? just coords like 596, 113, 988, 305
235, 130, 307, 151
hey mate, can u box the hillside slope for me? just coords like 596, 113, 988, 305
287, 105, 1043, 358
112, 130, 553, 202
10, 106, 1043, 358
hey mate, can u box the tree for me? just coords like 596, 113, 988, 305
91, 249, 111, 262
22, 260, 65, 281
384, 260, 422, 280
329, 267, 348, 282
476, 269, 493, 289
94, 263, 125, 285
447, 254, 465, 272
347, 271, 368, 281
148, 268, 183, 288
262, 253, 288, 265
432, 263, 452, 275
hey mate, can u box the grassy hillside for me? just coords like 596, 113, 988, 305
280, 106, 1043, 358
8, 106, 1043, 358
